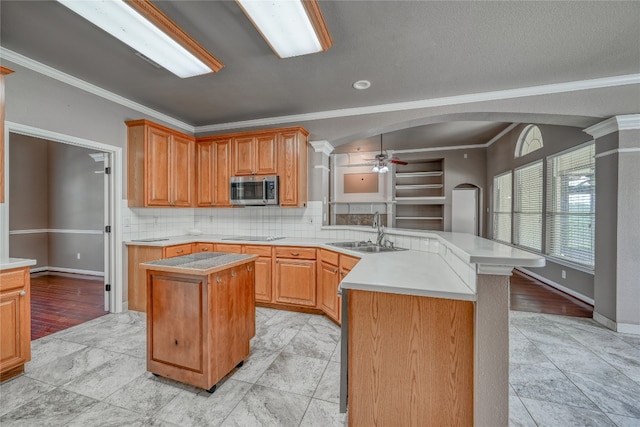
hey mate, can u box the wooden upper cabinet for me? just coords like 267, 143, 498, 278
196, 138, 231, 207
232, 134, 277, 176
0, 67, 13, 204
278, 130, 308, 207
127, 120, 195, 207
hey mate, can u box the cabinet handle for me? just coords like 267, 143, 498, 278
247, 265, 253, 272
176, 250, 184, 254
333, 268, 338, 273
231, 270, 237, 277
202, 248, 209, 251
211, 202, 217, 206
216, 276, 222, 283
340, 270, 345, 276
19, 290, 26, 296
290, 252, 300, 256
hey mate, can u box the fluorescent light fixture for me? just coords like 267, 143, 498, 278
236, 0, 332, 58
56, 0, 223, 78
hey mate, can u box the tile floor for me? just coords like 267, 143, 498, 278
1, 308, 639, 426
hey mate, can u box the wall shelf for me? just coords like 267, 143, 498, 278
393, 159, 445, 231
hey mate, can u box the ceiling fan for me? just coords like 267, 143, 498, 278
366, 135, 408, 173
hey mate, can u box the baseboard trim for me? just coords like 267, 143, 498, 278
30, 266, 105, 277
594, 312, 640, 335
517, 268, 594, 306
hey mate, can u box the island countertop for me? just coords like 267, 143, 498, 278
140, 252, 258, 276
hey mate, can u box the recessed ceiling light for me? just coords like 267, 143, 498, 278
353, 80, 371, 90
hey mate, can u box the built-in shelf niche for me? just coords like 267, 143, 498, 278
393, 158, 444, 231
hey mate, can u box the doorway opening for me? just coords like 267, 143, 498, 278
3, 122, 123, 336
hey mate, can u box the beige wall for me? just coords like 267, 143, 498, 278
9, 134, 104, 272
486, 123, 595, 300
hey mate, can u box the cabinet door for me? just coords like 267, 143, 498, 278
319, 261, 340, 322
196, 139, 231, 207
148, 274, 204, 372
278, 131, 299, 206
214, 140, 232, 206
171, 134, 194, 207
253, 256, 272, 303
196, 141, 215, 207
146, 127, 172, 206
233, 137, 255, 176
255, 135, 277, 175
274, 259, 316, 306
0, 268, 30, 376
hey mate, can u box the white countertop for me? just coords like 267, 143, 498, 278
337, 250, 476, 301
124, 230, 544, 302
0, 258, 37, 270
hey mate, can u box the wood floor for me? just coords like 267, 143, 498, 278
30, 272, 108, 340
28, 269, 592, 340
510, 270, 593, 317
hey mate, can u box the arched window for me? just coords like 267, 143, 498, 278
515, 125, 543, 158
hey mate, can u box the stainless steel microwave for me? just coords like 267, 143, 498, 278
230, 175, 279, 206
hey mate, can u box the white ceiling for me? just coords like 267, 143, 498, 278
1, 1, 639, 150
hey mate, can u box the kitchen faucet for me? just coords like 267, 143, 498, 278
373, 211, 385, 246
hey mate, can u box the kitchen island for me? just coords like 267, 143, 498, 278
140, 252, 257, 392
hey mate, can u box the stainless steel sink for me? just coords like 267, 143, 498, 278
328, 241, 407, 253
352, 245, 407, 253
327, 241, 373, 249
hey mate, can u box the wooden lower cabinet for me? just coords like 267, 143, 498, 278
348, 290, 474, 426
0, 267, 31, 382
319, 250, 359, 324
146, 262, 255, 391
274, 258, 317, 307
128, 243, 196, 312
243, 245, 273, 303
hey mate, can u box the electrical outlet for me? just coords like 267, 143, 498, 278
561, 270, 566, 279
77, 253, 81, 260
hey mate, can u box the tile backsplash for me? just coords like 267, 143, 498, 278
121, 201, 324, 241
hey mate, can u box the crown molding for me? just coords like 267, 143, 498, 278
310, 140, 334, 155
583, 114, 640, 138
196, 74, 640, 133
3, 46, 639, 138
0, 48, 195, 133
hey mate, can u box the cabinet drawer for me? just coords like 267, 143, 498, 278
215, 243, 243, 254
243, 245, 272, 257
193, 243, 215, 253
340, 255, 360, 271
163, 244, 193, 258
275, 246, 316, 260
319, 249, 339, 266
0, 268, 27, 292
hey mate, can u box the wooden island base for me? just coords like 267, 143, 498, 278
143, 254, 256, 392
348, 289, 474, 426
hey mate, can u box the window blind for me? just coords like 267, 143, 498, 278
493, 172, 512, 243
546, 144, 595, 268
514, 161, 543, 251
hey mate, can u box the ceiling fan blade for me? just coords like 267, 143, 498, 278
389, 159, 408, 165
